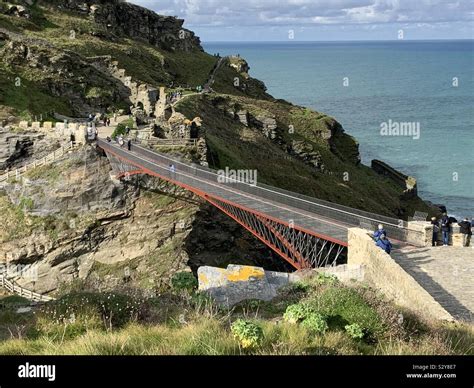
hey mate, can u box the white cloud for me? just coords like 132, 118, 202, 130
130, 0, 474, 27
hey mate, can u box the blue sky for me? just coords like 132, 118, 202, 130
131, 0, 474, 41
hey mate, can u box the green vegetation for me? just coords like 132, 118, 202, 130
111, 123, 127, 140
171, 272, 198, 293
24, 164, 62, 182
345, 323, 365, 340
283, 303, 314, 324
301, 313, 328, 335
231, 319, 264, 349
0, 276, 472, 355
0, 64, 72, 121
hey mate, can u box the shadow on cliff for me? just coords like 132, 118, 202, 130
183, 204, 295, 275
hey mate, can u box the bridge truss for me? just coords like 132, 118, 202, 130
104, 149, 347, 270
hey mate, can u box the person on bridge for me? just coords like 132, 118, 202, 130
458, 217, 472, 247
440, 213, 451, 246
373, 224, 387, 241
376, 234, 392, 254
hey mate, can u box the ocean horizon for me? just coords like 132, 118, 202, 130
204, 40, 474, 219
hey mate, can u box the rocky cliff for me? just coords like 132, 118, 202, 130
41, 0, 202, 52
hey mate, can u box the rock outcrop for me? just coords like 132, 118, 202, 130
41, 0, 202, 52
0, 131, 59, 170
198, 264, 296, 307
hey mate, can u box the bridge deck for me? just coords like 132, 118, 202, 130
98, 139, 351, 244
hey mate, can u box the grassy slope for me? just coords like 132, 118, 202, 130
0, 4, 218, 119
0, 275, 471, 355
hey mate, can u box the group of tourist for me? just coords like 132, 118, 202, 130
373, 213, 473, 254
167, 91, 182, 104
87, 113, 112, 127
431, 213, 472, 247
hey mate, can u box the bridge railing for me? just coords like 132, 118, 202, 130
140, 138, 198, 148
0, 141, 77, 184
126, 141, 422, 244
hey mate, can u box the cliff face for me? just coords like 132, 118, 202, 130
0, 145, 289, 294
39, 0, 202, 52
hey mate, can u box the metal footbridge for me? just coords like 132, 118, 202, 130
97, 138, 417, 270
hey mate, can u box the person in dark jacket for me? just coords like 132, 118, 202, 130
373, 224, 387, 241
376, 234, 392, 254
127, 139, 132, 151
440, 213, 450, 246
431, 217, 440, 247
458, 218, 472, 247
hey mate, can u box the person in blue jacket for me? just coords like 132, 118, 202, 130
373, 224, 387, 241
376, 234, 392, 254
440, 213, 450, 246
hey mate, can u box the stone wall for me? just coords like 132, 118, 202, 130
16, 121, 87, 144
371, 159, 417, 198
316, 264, 365, 283
347, 227, 453, 321
406, 221, 432, 247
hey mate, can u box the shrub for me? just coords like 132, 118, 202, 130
288, 281, 310, 293
345, 323, 365, 340
308, 286, 384, 337
111, 123, 127, 140
302, 313, 328, 335
40, 292, 146, 330
283, 303, 314, 324
171, 272, 198, 293
231, 319, 264, 349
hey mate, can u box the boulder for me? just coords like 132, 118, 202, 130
198, 264, 291, 307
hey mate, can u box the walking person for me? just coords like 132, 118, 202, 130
127, 138, 132, 151
376, 234, 393, 254
458, 217, 472, 247
431, 217, 440, 247
440, 212, 450, 246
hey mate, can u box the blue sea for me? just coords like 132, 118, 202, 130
204, 41, 474, 218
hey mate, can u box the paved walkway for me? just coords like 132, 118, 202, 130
392, 246, 474, 322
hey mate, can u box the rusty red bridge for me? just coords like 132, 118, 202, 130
97, 138, 419, 270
